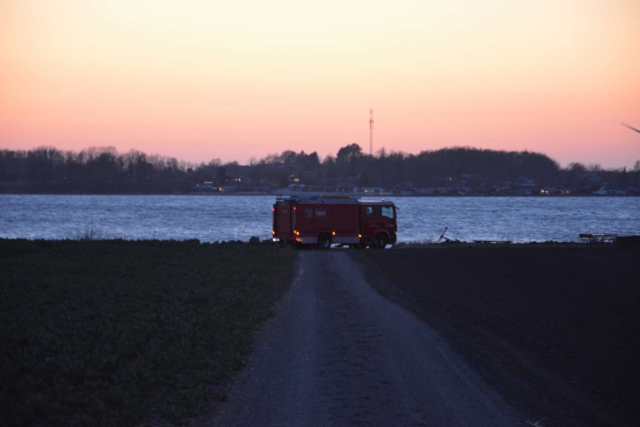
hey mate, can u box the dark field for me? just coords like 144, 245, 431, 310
0, 240, 295, 427
356, 245, 640, 427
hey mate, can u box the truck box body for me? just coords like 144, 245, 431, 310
273, 196, 397, 248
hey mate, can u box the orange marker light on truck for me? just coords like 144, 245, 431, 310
332, 231, 336, 236
358, 234, 362, 238
272, 231, 275, 235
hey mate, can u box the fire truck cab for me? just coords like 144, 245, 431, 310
272, 195, 397, 249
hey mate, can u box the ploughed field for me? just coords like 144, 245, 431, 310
0, 239, 295, 427
356, 245, 640, 427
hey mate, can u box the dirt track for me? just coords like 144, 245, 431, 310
210, 251, 523, 426
356, 245, 640, 427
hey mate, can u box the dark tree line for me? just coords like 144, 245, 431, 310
0, 147, 191, 193
0, 145, 638, 194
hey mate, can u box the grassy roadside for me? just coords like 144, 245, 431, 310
0, 239, 295, 427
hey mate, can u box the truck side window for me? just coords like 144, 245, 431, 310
381, 206, 394, 219
365, 206, 375, 217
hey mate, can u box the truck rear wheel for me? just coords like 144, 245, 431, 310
317, 235, 332, 250
372, 234, 388, 249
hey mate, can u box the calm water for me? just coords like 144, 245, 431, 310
0, 195, 638, 243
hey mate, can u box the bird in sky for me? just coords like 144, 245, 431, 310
622, 123, 640, 134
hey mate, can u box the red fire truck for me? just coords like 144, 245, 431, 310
272, 195, 397, 249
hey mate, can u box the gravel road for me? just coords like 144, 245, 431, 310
211, 251, 523, 427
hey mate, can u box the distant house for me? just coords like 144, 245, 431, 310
191, 182, 219, 193
334, 185, 355, 193
494, 184, 511, 193
219, 185, 245, 193
232, 176, 251, 185
308, 185, 328, 193
288, 184, 308, 192
516, 177, 536, 187
539, 188, 558, 196
582, 172, 601, 182
593, 186, 628, 196
324, 184, 355, 193
457, 186, 474, 196
360, 187, 385, 194
393, 185, 416, 196
416, 188, 437, 195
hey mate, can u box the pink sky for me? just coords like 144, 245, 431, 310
1, 0, 639, 168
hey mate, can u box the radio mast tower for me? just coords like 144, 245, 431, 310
369, 109, 374, 156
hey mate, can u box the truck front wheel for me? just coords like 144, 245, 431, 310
317, 235, 332, 250
372, 234, 388, 249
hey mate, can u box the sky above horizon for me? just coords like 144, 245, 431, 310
1, 0, 639, 168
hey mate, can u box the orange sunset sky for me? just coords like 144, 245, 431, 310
1, 0, 639, 168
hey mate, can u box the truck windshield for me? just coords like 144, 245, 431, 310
381, 206, 394, 219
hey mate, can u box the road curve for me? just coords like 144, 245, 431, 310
210, 251, 523, 427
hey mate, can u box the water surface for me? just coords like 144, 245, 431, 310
1, 195, 638, 243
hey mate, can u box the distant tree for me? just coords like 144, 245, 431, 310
337, 143, 363, 162
281, 150, 297, 165
323, 155, 337, 183
307, 152, 320, 167
568, 163, 586, 173
0, 145, 626, 194
337, 143, 363, 177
